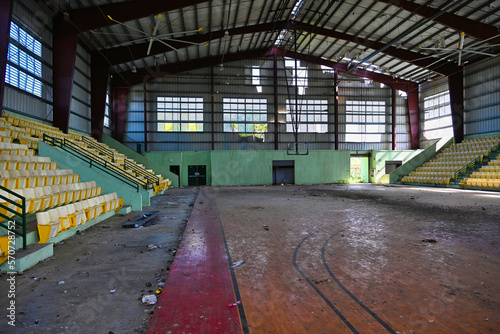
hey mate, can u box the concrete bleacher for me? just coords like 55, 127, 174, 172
3, 113, 171, 194
401, 135, 500, 186
462, 155, 500, 188
0, 114, 125, 271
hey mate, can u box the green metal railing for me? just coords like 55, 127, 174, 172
43, 134, 148, 192
0, 185, 27, 250
82, 136, 116, 162
453, 143, 500, 181
124, 159, 160, 185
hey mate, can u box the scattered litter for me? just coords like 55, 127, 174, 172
228, 301, 242, 307
198, 202, 204, 204
167, 202, 178, 206
422, 239, 437, 243
142, 295, 158, 305
428, 320, 434, 323
148, 244, 158, 251
231, 261, 245, 268
155, 287, 162, 294
31, 275, 38, 280
146, 282, 152, 287
34, 319, 39, 324
109, 289, 117, 294
485, 318, 489, 321
63, 290, 67, 293
58, 281, 65, 285
263, 225, 269, 231
85, 251, 93, 256
157, 282, 165, 288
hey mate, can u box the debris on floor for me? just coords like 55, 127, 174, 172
142, 295, 158, 305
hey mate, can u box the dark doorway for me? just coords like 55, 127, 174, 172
188, 165, 207, 186
170, 165, 180, 187
273, 160, 295, 185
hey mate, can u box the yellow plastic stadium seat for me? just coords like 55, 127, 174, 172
36, 211, 60, 243
56, 206, 71, 231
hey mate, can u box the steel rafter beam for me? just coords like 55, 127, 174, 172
271, 48, 418, 93
66, 0, 210, 31
0, 0, 13, 116
98, 21, 287, 66
292, 20, 458, 76
110, 48, 272, 87
377, 0, 500, 44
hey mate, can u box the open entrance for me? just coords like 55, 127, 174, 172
188, 165, 207, 186
350, 157, 369, 183
273, 160, 295, 185
170, 165, 180, 187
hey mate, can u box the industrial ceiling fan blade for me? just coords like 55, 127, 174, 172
158, 37, 209, 46
155, 38, 185, 55
147, 37, 154, 55
147, 14, 163, 56
107, 15, 149, 36
155, 28, 204, 39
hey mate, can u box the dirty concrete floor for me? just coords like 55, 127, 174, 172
0, 187, 199, 334
215, 184, 500, 333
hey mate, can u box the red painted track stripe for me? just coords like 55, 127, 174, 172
147, 188, 243, 334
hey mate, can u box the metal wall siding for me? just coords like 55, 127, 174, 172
124, 57, 412, 151
464, 56, 500, 135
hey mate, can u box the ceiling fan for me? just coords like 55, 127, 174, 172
103, 13, 209, 56
419, 32, 498, 66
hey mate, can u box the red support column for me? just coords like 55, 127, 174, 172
143, 81, 148, 152
334, 70, 339, 151
0, 0, 14, 116
448, 71, 464, 144
211, 66, 215, 150
112, 87, 128, 143
52, 14, 79, 133
274, 53, 279, 150
392, 88, 397, 150
90, 54, 110, 141
407, 90, 420, 150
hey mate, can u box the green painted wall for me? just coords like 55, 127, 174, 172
39, 142, 145, 210
370, 150, 421, 183
146, 151, 212, 186
103, 134, 179, 187
211, 150, 350, 186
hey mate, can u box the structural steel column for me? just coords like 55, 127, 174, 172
392, 88, 397, 150
90, 54, 110, 141
143, 81, 148, 152
52, 14, 79, 133
407, 90, 419, 149
334, 70, 339, 150
448, 71, 464, 144
112, 87, 128, 143
211, 66, 215, 150
274, 53, 279, 150
0, 0, 14, 116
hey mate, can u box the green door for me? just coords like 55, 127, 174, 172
188, 165, 207, 186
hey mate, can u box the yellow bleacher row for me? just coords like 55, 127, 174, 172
0, 181, 102, 216
3, 113, 171, 192
0, 153, 57, 171
35, 193, 123, 243
402, 135, 500, 185
0, 169, 79, 189
0, 142, 33, 155
462, 156, 500, 188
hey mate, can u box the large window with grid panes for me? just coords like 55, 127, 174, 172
156, 97, 204, 132
223, 98, 267, 138
286, 99, 328, 133
345, 100, 386, 142
5, 21, 43, 97
422, 91, 453, 140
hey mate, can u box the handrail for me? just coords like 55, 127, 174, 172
0, 185, 27, 250
124, 159, 160, 185
453, 143, 500, 180
43, 134, 148, 191
82, 136, 115, 162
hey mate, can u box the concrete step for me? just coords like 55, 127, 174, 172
0, 243, 53, 274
